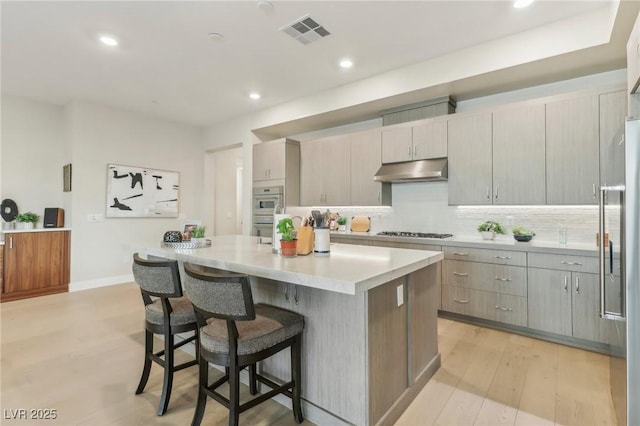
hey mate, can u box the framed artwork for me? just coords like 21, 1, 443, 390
181, 220, 201, 240
106, 164, 179, 218
63, 164, 72, 192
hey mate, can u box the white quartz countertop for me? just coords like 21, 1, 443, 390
331, 231, 601, 256
140, 235, 443, 295
2, 227, 71, 234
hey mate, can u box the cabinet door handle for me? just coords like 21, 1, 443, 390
9, 237, 13, 249
453, 272, 468, 277
495, 306, 513, 312
575, 276, 580, 294
294, 286, 299, 305
495, 277, 511, 282
413, 145, 417, 158
454, 298, 469, 304
495, 185, 499, 201
407, 145, 412, 158
561, 260, 582, 266
486, 187, 490, 201
495, 255, 512, 260
564, 276, 568, 292
452, 252, 468, 256
593, 183, 597, 200
284, 285, 290, 302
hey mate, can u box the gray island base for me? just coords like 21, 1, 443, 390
141, 235, 443, 425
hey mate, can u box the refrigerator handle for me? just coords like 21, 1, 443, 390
599, 187, 607, 318
609, 239, 614, 280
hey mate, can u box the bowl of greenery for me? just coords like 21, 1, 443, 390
512, 226, 535, 242
15, 211, 40, 229
477, 221, 506, 240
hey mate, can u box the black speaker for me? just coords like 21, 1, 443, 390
43, 208, 64, 228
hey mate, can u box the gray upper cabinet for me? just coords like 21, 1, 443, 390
300, 134, 350, 206
492, 104, 546, 205
447, 111, 493, 205
599, 90, 627, 187
350, 129, 389, 206
253, 139, 287, 181
411, 118, 447, 160
381, 126, 412, 163
545, 94, 600, 204
381, 118, 447, 164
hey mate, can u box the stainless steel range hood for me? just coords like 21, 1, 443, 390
374, 158, 447, 183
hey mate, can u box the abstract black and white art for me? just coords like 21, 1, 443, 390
106, 164, 179, 218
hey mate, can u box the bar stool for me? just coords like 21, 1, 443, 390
183, 262, 304, 426
132, 253, 199, 416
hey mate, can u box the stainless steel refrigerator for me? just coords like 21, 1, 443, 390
600, 118, 639, 426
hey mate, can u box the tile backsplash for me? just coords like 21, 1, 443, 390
287, 181, 604, 247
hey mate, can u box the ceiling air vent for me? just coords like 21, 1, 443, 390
280, 15, 330, 45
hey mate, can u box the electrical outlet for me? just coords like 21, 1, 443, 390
87, 213, 104, 222
396, 285, 404, 307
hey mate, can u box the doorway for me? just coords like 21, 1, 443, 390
208, 146, 243, 235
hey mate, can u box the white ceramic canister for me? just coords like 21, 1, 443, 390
313, 227, 330, 256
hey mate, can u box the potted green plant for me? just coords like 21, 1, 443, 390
512, 226, 535, 242
337, 216, 347, 232
15, 211, 40, 230
191, 226, 206, 245
477, 220, 506, 240
276, 217, 297, 257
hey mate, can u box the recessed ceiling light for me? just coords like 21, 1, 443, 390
257, 1, 273, 12
249, 92, 261, 100
99, 35, 118, 47
208, 32, 224, 41
340, 58, 353, 69
513, 0, 534, 8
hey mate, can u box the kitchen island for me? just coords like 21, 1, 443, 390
140, 235, 443, 426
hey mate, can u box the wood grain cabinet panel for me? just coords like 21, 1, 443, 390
300, 135, 350, 206
350, 129, 388, 206
545, 94, 600, 204
492, 104, 546, 205
447, 112, 493, 205
2, 231, 70, 302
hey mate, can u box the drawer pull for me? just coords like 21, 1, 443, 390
561, 260, 582, 266
454, 298, 469, 304
453, 272, 469, 277
495, 306, 513, 312
495, 277, 512, 282
452, 252, 468, 256
495, 256, 512, 260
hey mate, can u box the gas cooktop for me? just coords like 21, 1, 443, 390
377, 231, 453, 239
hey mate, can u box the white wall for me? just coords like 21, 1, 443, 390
1, 95, 205, 291
66, 101, 204, 290
1, 95, 69, 222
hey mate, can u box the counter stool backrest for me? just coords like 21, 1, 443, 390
132, 253, 183, 298
183, 262, 255, 322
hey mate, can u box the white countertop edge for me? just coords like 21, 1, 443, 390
143, 242, 444, 296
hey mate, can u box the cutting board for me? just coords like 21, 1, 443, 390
350, 216, 371, 232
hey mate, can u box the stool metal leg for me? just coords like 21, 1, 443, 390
291, 335, 304, 423
229, 363, 241, 426
135, 329, 153, 395
191, 356, 208, 426
157, 333, 174, 416
249, 363, 258, 395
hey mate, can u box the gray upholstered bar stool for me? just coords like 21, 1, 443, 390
183, 262, 304, 426
132, 253, 199, 416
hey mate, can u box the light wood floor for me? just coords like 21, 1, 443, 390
0, 283, 618, 425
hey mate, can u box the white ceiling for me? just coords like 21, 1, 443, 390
1, 1, 636, 130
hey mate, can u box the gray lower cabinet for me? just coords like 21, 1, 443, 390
441, 246, 527, 327
527, 253, 613, 344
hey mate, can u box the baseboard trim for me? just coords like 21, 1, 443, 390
69, 274, 134, 292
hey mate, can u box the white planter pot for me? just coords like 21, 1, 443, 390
480, 231, 495, 240
16, 222, 34, 230
338, 224, 347, 232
